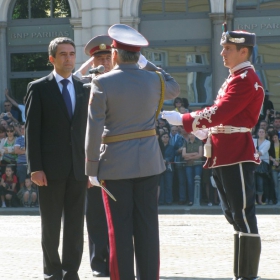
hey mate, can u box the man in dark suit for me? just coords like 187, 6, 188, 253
25, 37, 88, 280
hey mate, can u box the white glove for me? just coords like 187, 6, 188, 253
138, 54, 148, 68
191, 129, 208, 140
161, 111, 183, 125
89, 176, 101, 187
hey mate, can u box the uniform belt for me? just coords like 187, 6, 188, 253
210, 125, 251, 134
102, 129, 156, 144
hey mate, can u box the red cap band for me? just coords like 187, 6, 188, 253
89, 45, 111, 56
112, 40, 141, 52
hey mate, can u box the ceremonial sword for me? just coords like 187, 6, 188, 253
100, 180, 117, 201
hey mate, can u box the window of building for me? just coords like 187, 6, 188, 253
255, 43, 280, 64
144, 46, 210, 67
7, 0, 72, 104
10, 78, 37, 103
234, 0, 280, 109
253, 43, 280, 108
143, 45, 211, 106
11, 53, 52, 72
141, 0, 209, 15
235, 0, 280, 11
162, 71, 212, 106
140, 0, 211, 107
12, 0, 71, 20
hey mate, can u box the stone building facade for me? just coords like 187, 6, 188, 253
0, 0, 280, 112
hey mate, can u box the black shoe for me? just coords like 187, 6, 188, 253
238, 277, 260, 280
92, 271, 107, 277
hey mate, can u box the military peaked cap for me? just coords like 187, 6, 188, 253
84, 35, 112, 57
108, 24, 149, 52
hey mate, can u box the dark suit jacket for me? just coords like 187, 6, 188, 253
25, 72, 88, 181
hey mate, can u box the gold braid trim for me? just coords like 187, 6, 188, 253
155, 71, 165, 119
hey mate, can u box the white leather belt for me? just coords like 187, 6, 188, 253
210, 125, 251, 134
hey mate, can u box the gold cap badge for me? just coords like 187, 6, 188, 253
99, 43, 106, 50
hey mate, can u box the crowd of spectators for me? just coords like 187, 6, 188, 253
0, 90, 37, 208
156, 97, 219, 206
157, 93, 280, 207
1, 89, 279, 208
251, 97, 280, 206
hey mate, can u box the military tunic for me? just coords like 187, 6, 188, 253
182, 61, 264, 168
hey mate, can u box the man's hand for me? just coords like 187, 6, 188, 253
31, 171, 48, 186
161, 111, 183, 125
89, 176, 101, 187
138, 54, 148, 68
6, 112, 13, 118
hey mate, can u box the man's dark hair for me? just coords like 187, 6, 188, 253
173, 97, 183, 108
0, 124, 6, 133
115, 49, 140, 63
268, 129, 279, 139
48, 37, 75, 58
160, 132, 170, 139
235, 45, 253, 60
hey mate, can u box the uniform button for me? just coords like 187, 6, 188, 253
71, 126, 73, 130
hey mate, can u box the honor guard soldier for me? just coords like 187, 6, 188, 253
163, 30, 264, 280
74, 35, 113, 277
85, 24, 180, 280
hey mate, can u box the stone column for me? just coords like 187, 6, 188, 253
120, 17, 140, 30
209, 13, 233, 98
0, 21, 7, 107
69, 18, 84, 68
78, 0, 121, 66
209, 0, 234, 98
121, 0, 141, 29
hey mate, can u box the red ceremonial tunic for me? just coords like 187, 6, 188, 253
182, 62, 264, 168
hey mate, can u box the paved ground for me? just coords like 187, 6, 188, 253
0, 213, 279, 280
1, 203, 280, 216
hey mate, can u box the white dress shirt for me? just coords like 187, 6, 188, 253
53, 70, 76, 114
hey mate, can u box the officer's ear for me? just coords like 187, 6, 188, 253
111, 49, 119, 64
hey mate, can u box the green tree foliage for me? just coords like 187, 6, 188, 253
12, 0, 71, 19
12, 0, 29, 19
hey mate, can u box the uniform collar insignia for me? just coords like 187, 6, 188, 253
240, 71, 248, 79
229, 61, 252, 74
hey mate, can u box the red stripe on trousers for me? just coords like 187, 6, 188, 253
102, 185, 120, 280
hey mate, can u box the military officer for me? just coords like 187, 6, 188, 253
162, 30, 264, 280
74, 35, 112, 81
75, 35, 112, 278
85, 24, 180, 280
